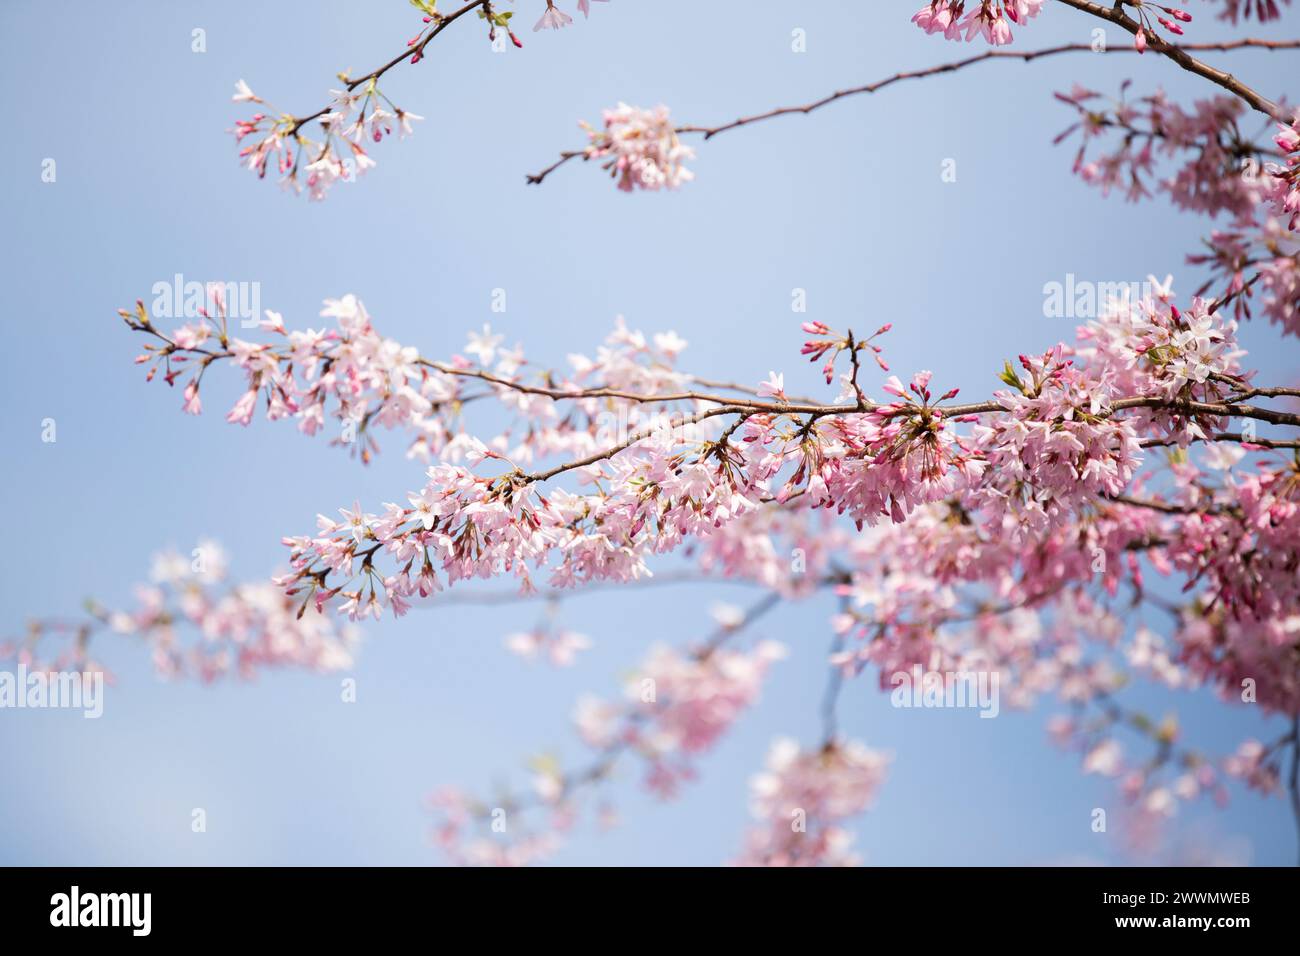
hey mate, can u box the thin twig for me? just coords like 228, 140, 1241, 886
290, 0, 492, 134
526, 36, 1299, 183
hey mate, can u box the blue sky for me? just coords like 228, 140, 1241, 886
1, 0, 1297, 865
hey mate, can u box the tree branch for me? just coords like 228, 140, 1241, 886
289, 0, 492, 135
1054, 0, 1288, 118
525, 35, 1299, 185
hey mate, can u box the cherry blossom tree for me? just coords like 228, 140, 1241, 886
12, 0, 1300, 866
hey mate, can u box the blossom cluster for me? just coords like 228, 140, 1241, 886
1055, 88, 1261, 216
424, 624, 786, 864
735, 737, 890, 866
115, 269, 1300, 856
1056, 87, 1300, 337
121, 286, 1295, 655
505, 621, 591, 666
911, 1, 1046, 46
427, 786, 566, 867
1265, 117, 1300, 229
581, 103, 695, 192
1210, 0, 1291, 24
911, 1, 1197, 52
100, 0, 1300, 859
229, 79, 423, 201
577, 638, 787, 798
1049, 699, 1297, 851
120, 289, 465, 464
228, 1, 614, 198
534, 0, 610, 31
6, 542, 357, 683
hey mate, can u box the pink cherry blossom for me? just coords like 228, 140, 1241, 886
735, 737, 890, 866
52, 0, 1300, 866
10, 542, 358, 683
534, 2, 573, 32
581, 103, 695, 192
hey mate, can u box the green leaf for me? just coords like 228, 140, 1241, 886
997, 360, 1024, 393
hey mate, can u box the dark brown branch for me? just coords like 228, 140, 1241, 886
525, 150, 583, 185
1054, 0, 1287, 118
1141, 432, 1300, 450
526, 36, 1299, 184
1103, 493, 1236, 516
128, 319, 1300, 493
290, 0, 491, 135
682, 36, 1298, 140
424, 360, 1300, 428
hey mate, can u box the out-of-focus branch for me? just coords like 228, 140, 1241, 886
426, 570, 778, 606
447, 589, 791, 830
